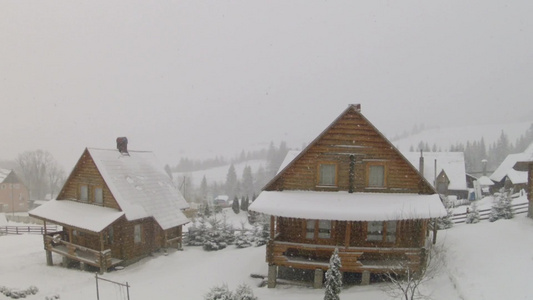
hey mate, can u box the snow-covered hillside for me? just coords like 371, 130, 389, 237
172, 159, 268, 188
393, 121, 532, 152
2, 204, 533, 300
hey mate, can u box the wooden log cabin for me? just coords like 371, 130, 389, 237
513, 150, 533, 218
249, 104, 447, 288
29, 138, 190, 273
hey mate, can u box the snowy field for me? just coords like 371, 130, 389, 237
1, 207, 533, 300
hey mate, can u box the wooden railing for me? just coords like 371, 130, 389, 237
44, 232, 115, 273
0, 225, 58, 235
268, 240, 423, 273
452, 202, 528, 224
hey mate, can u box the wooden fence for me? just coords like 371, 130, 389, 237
452, 202, 528, 224
0, 225, 58, 235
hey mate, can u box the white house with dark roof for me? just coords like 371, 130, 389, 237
30, 138, 189, 273
490, 143, 533, 192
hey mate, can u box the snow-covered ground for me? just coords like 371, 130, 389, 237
392, 121, 532, 153
1, 207, 533, 300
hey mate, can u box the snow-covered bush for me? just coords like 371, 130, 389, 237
465, 202, 480, 224
234, 284, 257, 300
204, 284, 233, 300
204, 284, 257, 300
0, 285, 39, 299
437, 197, 454, 229
188, 212, 235, 251
489, 188, 514, 222
324, 248, 342, 300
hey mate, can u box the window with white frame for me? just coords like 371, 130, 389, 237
318, 163, 337, 186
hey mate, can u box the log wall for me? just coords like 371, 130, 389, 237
267, 109, 434, 194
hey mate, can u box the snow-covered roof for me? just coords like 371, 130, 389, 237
0, 168, 11, 183
88, 148, 189, 230
30, 200, 124, 233
490, 150, 533, 184
249, 191, 446, 221
403, 152, 467, 190
277, 150, 302, 174
477, 176, 494, 186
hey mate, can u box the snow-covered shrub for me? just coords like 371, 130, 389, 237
489, 188, 514, 222
234, 284, 257, 300
205, 284, 257, 300
45, 295, 60, 300
324, 248, 342, 300
204, 284, 233, 300
465, 202, 480, 224
0, 285, 39, 299
437, 197, 454, 229
189, 212, 235, 251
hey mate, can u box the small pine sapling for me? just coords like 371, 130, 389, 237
233, 284, 258, 300
232, 196, 240, 214
489, 188, 514, 222
204, 284, 233, 300
324, 248, 342, 300
465, 202, 480, 224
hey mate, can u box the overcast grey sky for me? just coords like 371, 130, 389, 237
1, 1, 532, 170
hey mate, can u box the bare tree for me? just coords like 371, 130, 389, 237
382, 245, 445, 300
16, 150, 65, 200
46, 160, 66, 199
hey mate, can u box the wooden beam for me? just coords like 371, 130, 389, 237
345, 221, 351, 249
99, 231, 104, 251
270, 216, 275, 239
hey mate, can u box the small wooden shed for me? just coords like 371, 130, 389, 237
30, 141, 189, 273
249, 104, 447, 288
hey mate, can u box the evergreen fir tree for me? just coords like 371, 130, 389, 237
240, 195, 249, 211
489, 188, 514, 222
242, 165, 254, 198
232, 196, 240, 214
465, 202, 480, 224
225, 164, 238, 199
324, 248, 342, 300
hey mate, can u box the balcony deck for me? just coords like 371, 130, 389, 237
268, 240, 424, 274
44, 232, 122, 272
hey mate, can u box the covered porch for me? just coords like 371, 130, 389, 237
43, 230, 122, 273
249, 191, 446, 288
29, 199, 125, 273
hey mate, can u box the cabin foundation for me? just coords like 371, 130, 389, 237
45, 250, 53, 266
361, 271, 370, 285
313, 269, 324, 289
267, 265, 277, 288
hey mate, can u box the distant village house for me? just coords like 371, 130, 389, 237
0, 169, 29, 214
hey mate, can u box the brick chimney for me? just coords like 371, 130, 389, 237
116, 137, 128, 154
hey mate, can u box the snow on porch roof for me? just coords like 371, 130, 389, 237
29, 200, 124, 233
249, 191, 447, 221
